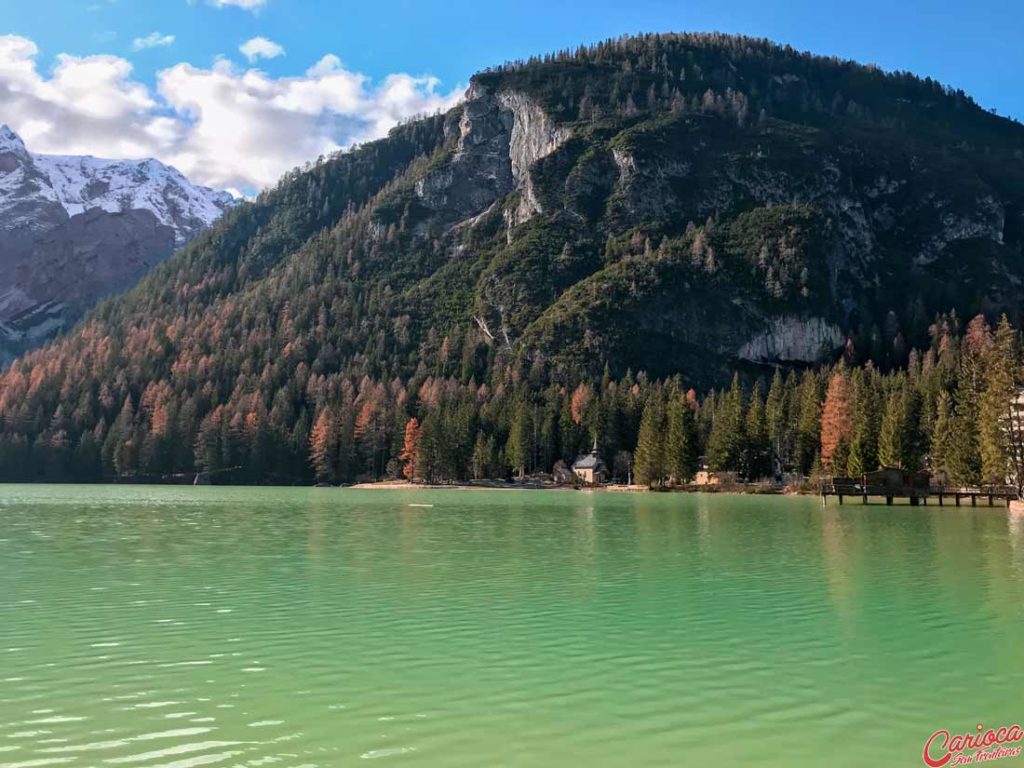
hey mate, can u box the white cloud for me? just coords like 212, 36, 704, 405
210, 0, 267, 11
132, 32, 175, 51
239, 36, 284, 63
307, 54, 341, 78
0, 35, 464, 192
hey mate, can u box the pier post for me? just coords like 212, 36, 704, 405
971, 495, 976, 507
838, 494, 843, 505
955, 494, 961, 507
886, 496, 893, 506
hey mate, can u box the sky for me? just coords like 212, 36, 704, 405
1, 0, 1021, 195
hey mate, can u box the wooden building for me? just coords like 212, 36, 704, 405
822, 467, 931, 505
864, 467, 931, 494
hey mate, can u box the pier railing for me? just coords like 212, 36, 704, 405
820, 477, 1018, 506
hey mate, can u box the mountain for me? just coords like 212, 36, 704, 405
1, 32, 1023, 483
0, 125, 233, 360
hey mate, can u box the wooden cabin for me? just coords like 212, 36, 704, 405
823, 466, 932, 505
863, 467, 931, 494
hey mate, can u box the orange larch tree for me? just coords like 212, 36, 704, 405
820, 369, 854, 473
399, 417, 422, 482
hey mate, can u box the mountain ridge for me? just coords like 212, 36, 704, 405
1, 32, 1023, 482
0, 125, 234, 361
0, 124, 233, 243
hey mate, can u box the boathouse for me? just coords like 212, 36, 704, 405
863, 467, 931, 495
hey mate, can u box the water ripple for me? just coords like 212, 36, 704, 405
1, 486, 1023, 767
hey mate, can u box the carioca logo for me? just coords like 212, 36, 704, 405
922, 723, 1024, 766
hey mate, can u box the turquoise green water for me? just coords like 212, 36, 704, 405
1, 486, 1024, 767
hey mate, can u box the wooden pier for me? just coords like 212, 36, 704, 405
821, 472, 1017, 507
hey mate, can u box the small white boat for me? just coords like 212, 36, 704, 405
407, 503, 434, 508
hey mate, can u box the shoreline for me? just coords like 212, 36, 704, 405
346, 480, 803, 495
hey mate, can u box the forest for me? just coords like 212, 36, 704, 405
1, 310, 1022, 493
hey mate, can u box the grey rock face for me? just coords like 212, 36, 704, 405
414, 85, 571, 228
738, 316, 845, 363
0, 208, 176, 363
415, 86, 515, 225
497, 90, 571, 224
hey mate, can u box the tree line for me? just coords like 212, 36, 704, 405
2, 311, 1022, 492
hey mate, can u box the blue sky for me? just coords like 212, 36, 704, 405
2, 0, 1021, 191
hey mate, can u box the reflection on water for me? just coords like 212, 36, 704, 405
2, 485, 1024, 767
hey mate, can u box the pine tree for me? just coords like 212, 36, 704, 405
743, 385, 771, 479
471, 432, 493, 480
707, 374, 745, 472
930, 390, 955, 485
506, 404, 533, 479
418, 411, 442, 483
109, 396, 137, 478
665, 391, 698, 483
979, 316, 1022, 487
794, 372, 821, 475
901, 384, 925, 471
946, 363, 981, 486
847, 366, 880, 476
878, 379, 906, 469
634, 391, 666, 486
764, 369, 789, 475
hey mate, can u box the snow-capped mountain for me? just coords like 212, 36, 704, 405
0, 125, 234, 363
0, 124, 233, 244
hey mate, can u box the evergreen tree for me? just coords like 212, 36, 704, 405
743, 385, 771, 479
979, 316, 1022, 487
901, 383, 926, 471
794, 372, 822, 475
634, 391, 667, 486
707, 374, 745, 472
764, 369, 790, 475
930, 390, 955, 485
418, 411, 442, 483
664, 391, 698, 483
878, 378, 906, 469
946, 364, 981, 486
506, 404, 533, 479
109, 396, 137, 478
471, 432, 494, 480
847, 366, 881, 476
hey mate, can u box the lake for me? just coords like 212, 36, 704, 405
1, 485, 1023, 767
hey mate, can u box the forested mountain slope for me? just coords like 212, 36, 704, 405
2, 33, 1023, 483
